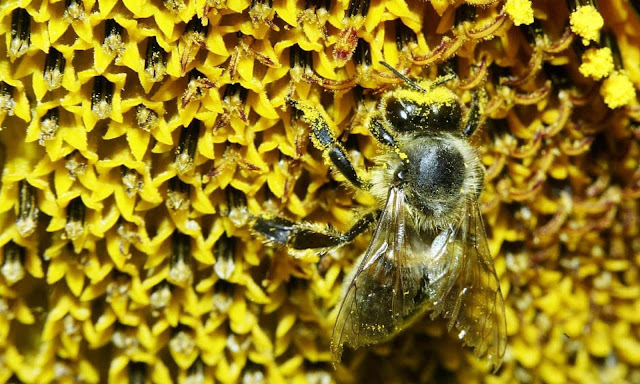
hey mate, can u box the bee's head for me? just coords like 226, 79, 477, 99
381, 85, 462, 134
394, 136, 480, 219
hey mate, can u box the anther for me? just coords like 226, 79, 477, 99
135, 104, 158, 132
174, 120, 200, 174
44, 48, 66, 90
121, 166, 143, 197
144, 37, 167, 82
600, 30, 624, 70
169, 231, 192, 286
16, 180, 38, 237
166, 177, 190, 211
39, 107, 60, 144
224, 186, 249, 227
150, 280, 172, 314
186, 14, 207, 36
212, 280, 234, 313
9, 9, 30, 61
347, 0, 370, 18
181, 69, 215, 107
0, 83, 15, 116
65, 197, 85, 240
103, 19, 125, 56
395, 20, 417, 52
91, 76, 114, 120
65, 151, 86, 180
128, 362, 147, 384
250, 0, 278, 31
1, 241, 26, 285
187, 358, 205, 383
214, 234, 237, 280
64, 0, 86, 21
353, 38, 372, 67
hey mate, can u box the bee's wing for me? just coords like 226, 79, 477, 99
425, 199, 507, 370
331, 187, 447, 362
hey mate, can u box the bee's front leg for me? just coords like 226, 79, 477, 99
287, 97, 369, 190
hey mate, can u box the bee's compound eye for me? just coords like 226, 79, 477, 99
385, 97, 462, 133
395, 168, 405, 182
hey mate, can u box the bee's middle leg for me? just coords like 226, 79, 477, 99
253, 211, 378, 250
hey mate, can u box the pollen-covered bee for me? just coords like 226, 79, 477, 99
254, 63, 507, 370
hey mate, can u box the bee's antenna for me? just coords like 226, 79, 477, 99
379, 61, 426, 93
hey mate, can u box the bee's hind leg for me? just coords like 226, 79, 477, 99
253, 211, 378, 250
287, 97, 369, 190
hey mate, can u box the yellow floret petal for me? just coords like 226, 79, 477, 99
570, 5, 604, 45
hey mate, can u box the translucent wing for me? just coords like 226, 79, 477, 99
331, 187, 451, 362
424, 198, 507, 370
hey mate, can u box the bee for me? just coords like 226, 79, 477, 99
254, 63, 507, 370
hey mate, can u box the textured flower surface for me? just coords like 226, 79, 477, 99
0, 0, 640, 383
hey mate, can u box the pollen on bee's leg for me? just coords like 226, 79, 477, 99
174, 120, 200, 174
168, 231, 193, 286
214, 234, 237, 280
44, 48, 66, 91
1, 241, 26, 286
16, 180, 38, 238
64, 197, 86, 240
91, 76, 114, 120
9, 8, 30, 62
144, 37, 167, 82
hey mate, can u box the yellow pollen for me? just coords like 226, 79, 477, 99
570, 5, 604, 45
579, 47, 614, 80
504, 0, 535, 26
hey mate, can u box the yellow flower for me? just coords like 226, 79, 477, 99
1, 0, 640, 382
